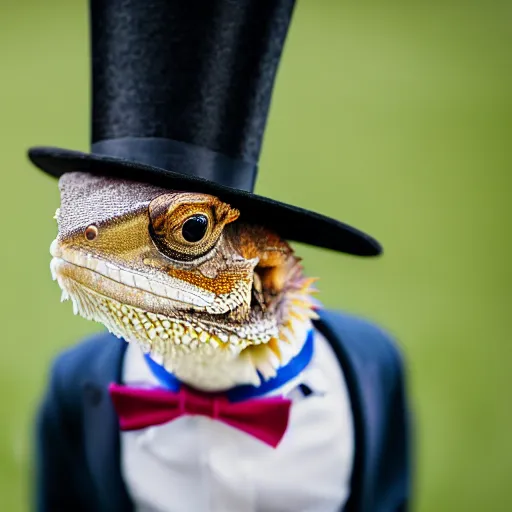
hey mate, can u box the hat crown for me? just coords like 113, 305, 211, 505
91, 0, 295, 165
28, 0, 381, 256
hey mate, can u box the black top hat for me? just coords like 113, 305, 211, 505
28, 0, 381, 256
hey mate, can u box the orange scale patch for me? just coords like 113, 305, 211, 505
167, 268, 246, 295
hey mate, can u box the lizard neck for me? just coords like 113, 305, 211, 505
155, 317, 314, 391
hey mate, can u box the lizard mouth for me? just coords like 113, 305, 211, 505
50, 240, 226, 311
53, 257, 259, 347
50, 241, 280, 351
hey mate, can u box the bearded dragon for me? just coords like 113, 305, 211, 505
50, 172, 318, 390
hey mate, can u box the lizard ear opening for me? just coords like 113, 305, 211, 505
148, 192, 237, 263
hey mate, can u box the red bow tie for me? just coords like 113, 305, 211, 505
109, 383, 292, 448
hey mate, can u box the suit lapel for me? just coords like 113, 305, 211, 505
315, 310, 381, 512
82, 336, 133, 512
314, 310, 410, 512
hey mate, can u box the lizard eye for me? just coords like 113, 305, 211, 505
148, 193, 239, 263
182, 215, 209, 243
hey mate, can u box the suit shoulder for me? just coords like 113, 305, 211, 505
47, 332, 124, 402
315, 309, 406, 373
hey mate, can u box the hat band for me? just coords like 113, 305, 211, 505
91, 137, 257, 192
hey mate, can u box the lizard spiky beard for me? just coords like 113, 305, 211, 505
50, 173, 318, 390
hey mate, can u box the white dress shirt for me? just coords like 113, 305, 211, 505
120, 330, 354, 512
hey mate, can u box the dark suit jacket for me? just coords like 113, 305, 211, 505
35, 309, 411, 511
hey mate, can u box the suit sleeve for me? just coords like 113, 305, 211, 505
35, 358, 91, 512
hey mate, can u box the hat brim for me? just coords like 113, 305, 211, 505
28, 146, 382, 257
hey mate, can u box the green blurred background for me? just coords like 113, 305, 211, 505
1, 0, 511, 510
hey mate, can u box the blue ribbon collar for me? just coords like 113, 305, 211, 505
144, 330, 315, 402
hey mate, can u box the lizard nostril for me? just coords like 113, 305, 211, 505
85, 224, 99, 241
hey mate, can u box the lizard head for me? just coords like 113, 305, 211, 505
50, 172, 317, 389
